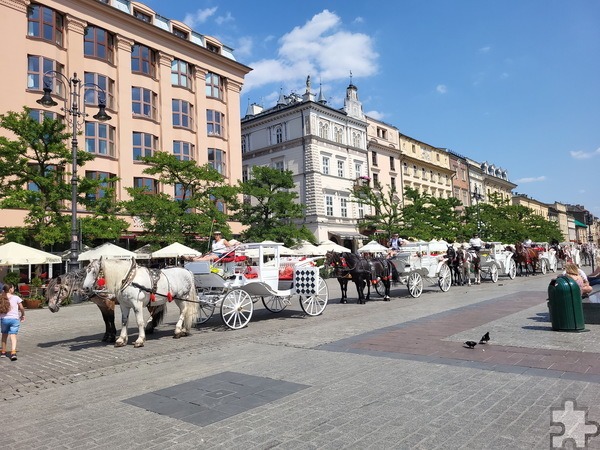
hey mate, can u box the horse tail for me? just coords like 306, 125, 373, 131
183, 273, 199, 331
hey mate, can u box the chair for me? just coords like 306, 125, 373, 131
18, 284, 30, 298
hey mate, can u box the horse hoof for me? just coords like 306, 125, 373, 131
340, 299, 347, 304
134, 342, 144, 348
114, 341, 125, 348
384, 296, 391, 302
109, 336, 116, 343
101, 335, 109, 342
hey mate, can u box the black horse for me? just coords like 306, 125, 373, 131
446, 246, 465, 286
325, 251, 393, 303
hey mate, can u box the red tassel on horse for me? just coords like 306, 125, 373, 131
97, 278, 106, 287
167, 292, 173, 302
150, 293, 156, 302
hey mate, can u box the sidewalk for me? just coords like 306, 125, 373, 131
2, 272, 600, 449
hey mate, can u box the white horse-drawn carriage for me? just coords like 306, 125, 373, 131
387, 240, 452, 298
186, 242, 328, 329
532, 242, 558, 274
479, 243, 518, 281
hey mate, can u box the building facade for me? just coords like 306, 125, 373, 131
0, 0, 250, 237
241, 80, 369, 250
446, 150, 471, 210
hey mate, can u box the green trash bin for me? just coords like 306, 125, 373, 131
547, 276, 586, 332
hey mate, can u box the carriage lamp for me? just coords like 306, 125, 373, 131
37, 72, 112, 274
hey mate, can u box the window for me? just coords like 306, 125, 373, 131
413, 165, 418, 176
132, 87, 157, 119
340, 198, 348, 218
430, 170, 434, 181
403, 162, 408, 174
241, 135, 247, 153
337, 160, 345, 178
28, 56, 63, 94
84, 26, 114, 63
334, 127, 343, 143
377, 127, 387, 140
205, 72, 223, 99
208, 148, 226, 175
422, 168, 427, 180
84, 72, 114, 109
206, 42, 221, 54
391, 177, 396, 191
319, 122, 329, 139
272, 160, 284, 172
242, 167, 249, 183
325, 195, 334, 216
322, 156, 330, 175
86, 171, 115, 201
28, 109, 58, 123
355, 163, 362, 178
172, 99, 193, 129
390, 156, 395, 171
371, 151, 378, 166
352, 132, 361, 148
28, 164, 60, 191
275, 126, 283, 144
206, 110, 223, 136
85, 122, 115, 156
171, 59, 192, 88
373, 173, 379, 186
358, 202, 364, 219
412, 144, 416, 153
173, 141, 193, 161
27, 4, 63, 46
131, 44, 156, 77
133, 177, 158, 194
132, 132, 157, 160
173, 27, 188, 39
133, 9, 152, 23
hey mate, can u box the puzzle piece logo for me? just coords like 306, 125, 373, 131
551, 399, 600, 448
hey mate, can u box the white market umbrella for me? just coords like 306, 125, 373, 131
317, 239, 351, 253
357, 240, 389, 254
151, 242, 202, 259
133, 244, 152, 260
292, 240, 324, 256
0, 242, 62, 265
78, 243, 136, 261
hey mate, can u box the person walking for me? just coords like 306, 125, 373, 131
0, 283, 25, 361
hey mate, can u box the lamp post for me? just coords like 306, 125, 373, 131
586, 212, 595, 273
37, 72, 112, 273
471, 185, 484, 235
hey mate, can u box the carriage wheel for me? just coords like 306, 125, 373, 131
508, 259, 517, 279
540, 260, 547, 275
300, 276, 328, 316
374, 279, 385, 296
262, 295, 288, 313
438, 264, 452, 292
489, 264, 499, 283
195, 293, 216, 325
221, 289, 253, 330
407, 272, 423, 298
550, 259, 557, 272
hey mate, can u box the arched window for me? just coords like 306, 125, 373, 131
275, 126, 283, 143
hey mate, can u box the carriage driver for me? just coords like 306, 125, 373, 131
469, 233, 483, 252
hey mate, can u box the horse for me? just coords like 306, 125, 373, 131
81, 258, 199, 348
446, 246, 465, 286
513, 242, 539, 276
46, 270, 165, 343
325, 251, 371, 304
457, 247, 481, 285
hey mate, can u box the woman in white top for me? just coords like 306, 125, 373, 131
0, 283, 25, 361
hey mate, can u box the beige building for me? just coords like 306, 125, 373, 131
512, 194, 549, 218
0, 0, 250, 236
365, 117, 401, 195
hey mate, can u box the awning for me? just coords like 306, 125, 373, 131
329, 231, 368, 241
574, 219, 588, 228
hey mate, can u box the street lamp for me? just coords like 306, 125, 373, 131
586, 212, 595, 273
37, 72, 112, 273
471, 185, 484, 235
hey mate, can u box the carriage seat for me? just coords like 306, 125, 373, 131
244, 266, 259, 279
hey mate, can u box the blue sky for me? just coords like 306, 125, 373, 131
145, 0, 600, 216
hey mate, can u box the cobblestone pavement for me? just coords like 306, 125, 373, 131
3, 271, 600, 449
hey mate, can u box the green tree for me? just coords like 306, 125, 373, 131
0, 108, 127, 248
233, 166, 314, 247
350, 179, 403, 237
121, 151, 237, 248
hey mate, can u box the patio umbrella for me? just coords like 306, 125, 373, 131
78, 243, 136, 261
151, 242, 202, 259
291, 240, 324, 256
317, 239, 351, 253
0, 242, 62, 265
357, 240, 389, 254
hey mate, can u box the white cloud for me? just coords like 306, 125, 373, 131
436, 84, 447, 94
516, 176, 546, 183
366, 110, 385, 120
235, 36, 253, 58
215, 11, 234, 26
353, 16, 364, 24
242, 10, 378, 93
479, 46, 491, 53
570, 148, 600, 159
183, 7, 218, 28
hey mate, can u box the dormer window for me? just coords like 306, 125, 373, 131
133, 9, 152, 23
173, 27, 188, 39
206, 42, 221, 54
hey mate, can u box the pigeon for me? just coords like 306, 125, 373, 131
464, 341, 477, 349
479, 332, 490, 344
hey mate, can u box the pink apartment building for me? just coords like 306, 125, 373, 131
0, 0, 251, 239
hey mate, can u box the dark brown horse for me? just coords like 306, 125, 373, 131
513, 243, 539, 276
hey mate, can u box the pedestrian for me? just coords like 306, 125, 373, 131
0, 283, 25, 361
587, 257, 600, 287
564, 262, 593, 296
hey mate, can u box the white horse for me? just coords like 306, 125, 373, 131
458, 247, 481, 285
82, 258, 199, 348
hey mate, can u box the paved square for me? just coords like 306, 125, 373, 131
123, 371, 309, 426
